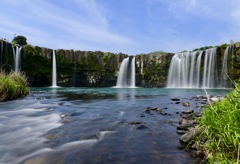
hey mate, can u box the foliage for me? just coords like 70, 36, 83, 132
198, 82, 240, 163
193, 46, 214, 52
0, 71, 29, 101
12, 35, 27, 46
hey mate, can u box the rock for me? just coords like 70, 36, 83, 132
182, 102, 190, 107
140, 114, 145, 117
210, 97, 223, 102
135, 124, 148, 130
180, 126, 204, 143
175, 102, 181, 104
180, 130, 195, 143
143, 108, 151, 114
182, 109, 194, 114
177, 130, 188, 134
24, 156, 48, 164
128, 121, 143, 125
180, 113, 193, 119
194, 112, 202, 117
171, 97, 180, 101
179, 118, 188, 125
177, 123, 194, 130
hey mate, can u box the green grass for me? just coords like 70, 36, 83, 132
0, 71, 29, 101
198, 83, 240, 163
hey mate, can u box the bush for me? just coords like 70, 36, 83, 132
0, 72, 29, 101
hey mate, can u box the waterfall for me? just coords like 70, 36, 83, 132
12, 45, 22, 72
202, 48, 217, 88
220, 46, 232, 88
52, 50, 58, 87
130, 57, 136, 87
167, 48, 220, 88
116, 57, 136, 88
196, 51, 203, 87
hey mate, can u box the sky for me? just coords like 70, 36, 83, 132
0, 0, 240, 55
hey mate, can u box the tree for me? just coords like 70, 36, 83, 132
12, 35, 27, 46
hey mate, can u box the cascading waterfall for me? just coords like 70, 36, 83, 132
130, 57, 136, 87
220, 45, 233, 88
12, 45, 22, 72
167, 51, 202, 88
202, 48, 218, 88
52, 50, 58, 87
116, 57, 136, 88
167, 47, 221, 88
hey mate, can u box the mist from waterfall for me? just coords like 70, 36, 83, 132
167, 47, 231, 88
116, 57, 136, 88
12, 45, 22, 72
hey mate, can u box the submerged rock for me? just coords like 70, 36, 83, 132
182, 102, 190, 107
171, 97, 180, 101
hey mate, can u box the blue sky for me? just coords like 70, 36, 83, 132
0, 0, 240, 55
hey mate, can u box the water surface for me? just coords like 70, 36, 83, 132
0, 87, 230, 164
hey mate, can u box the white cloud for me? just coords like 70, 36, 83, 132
0, 0, 135, 52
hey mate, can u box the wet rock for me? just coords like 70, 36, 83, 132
135, 124, 148, 130
177, 123, 194, 130
128, 121, 143, 125
180, 127, 204, 143
143, 108, 151, 114
182, 109, 194, 114
24, 156, 48, 164
69, 112, 83, 117
140, 114, 145, 117
180, 113, 193, 119
182, 102, 190, 107
177, 130, 188, 135
171, 97, 180, 101
210, 96, 223, 102
179, 118, 188, 125
45, 134, 56, 139
194, 112, 202, 117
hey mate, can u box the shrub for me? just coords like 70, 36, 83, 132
0, 72, 29, 101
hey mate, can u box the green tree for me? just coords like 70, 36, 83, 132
12, 35, 27, 46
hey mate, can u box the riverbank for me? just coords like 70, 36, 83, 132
198, 84, 240, 163
0, 71, 29, 101
177, 84, 240, 163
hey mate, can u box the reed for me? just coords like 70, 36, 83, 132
0, 71, 29, 101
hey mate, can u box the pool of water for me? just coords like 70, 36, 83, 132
0, 87, 230, 164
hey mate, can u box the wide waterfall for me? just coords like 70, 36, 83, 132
12, 44, 22, 72
116, 57, 136, 88
167, 47, 231, 88
52, 50, 58, 87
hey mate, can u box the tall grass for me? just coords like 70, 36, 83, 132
198, 83, 240, 163
0, 71, 29, 101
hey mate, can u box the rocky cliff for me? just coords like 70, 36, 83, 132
1, 40, 240, 88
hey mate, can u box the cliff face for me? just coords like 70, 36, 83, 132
1, 40, 240, 88
136, 52, 174, 87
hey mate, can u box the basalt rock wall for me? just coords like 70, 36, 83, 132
1, 40, 240, 87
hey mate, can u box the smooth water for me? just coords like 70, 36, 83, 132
0, 88, 230, 163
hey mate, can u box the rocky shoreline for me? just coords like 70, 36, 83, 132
175, 95, 224, 163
